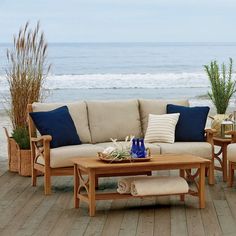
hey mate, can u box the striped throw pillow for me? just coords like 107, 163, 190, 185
144, 113, 180, 143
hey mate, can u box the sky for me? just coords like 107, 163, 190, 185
0, 0, 236, 43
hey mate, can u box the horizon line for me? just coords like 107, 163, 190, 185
1, 41, 236, 44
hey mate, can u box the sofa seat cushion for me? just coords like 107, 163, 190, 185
97, 142, 161, 155
87, 100, 142, 143
37, 144, 104, 168
156, 142, 212, 159
32, 101, 91, 143
228, 144, 236, 162
139, 99, 189, 135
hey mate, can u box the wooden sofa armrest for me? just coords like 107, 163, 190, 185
205, 128, 216, 145
225, 131, 236, 143
31, 135, 52, 143
30, 135, 52, 167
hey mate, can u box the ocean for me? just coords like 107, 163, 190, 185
1, 42, 236, 109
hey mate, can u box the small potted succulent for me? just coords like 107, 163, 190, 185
204, 58, 236, 136
4, 22, 51, 176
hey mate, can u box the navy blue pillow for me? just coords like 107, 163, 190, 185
30, 106, 81, 148
166, 104, 210, 142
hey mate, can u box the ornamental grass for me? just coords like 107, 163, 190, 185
6, 21, 51, 131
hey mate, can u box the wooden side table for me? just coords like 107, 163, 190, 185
213, 137, 232, 182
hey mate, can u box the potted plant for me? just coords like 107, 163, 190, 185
4, 22, 51, 176
204, 58, 236, 136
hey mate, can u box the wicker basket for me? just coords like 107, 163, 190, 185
98, 148, 151, 163
17, 149, 32, 176
4, 127, 32, 176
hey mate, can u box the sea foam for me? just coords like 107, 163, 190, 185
0, 72, 211, 91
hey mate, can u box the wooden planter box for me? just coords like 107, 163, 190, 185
4, 128, 32, 176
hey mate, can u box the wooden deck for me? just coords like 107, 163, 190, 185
0, 161, 235, 236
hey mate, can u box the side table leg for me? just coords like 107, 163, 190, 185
179, 169, 185, 201
199, 164, 206, 209
74, 164, 80, 208
222, 144, 228, 182
88, 170, 96, 216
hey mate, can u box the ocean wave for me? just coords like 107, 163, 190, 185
0, 72, 217, 90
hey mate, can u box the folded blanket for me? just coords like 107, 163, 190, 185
117, 177, 148, 194
131, 176, 189, 196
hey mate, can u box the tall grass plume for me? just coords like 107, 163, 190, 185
6, 21, 51, 131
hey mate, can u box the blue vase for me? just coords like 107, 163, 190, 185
131, 138, 138, 158
139, 139, 146, 158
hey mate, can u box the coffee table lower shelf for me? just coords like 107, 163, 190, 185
73, 155, 210, 216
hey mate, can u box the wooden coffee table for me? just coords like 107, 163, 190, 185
72, 154, 210, 216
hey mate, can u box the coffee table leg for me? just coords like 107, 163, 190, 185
179, 169, 185, 201
88, 170, 96, 216
74, 164, 80, 208
199, 164, 206, 209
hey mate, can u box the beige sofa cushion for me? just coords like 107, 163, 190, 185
87, 100, 142, 143
228, 144, 236, 162
32, 101, 91, 143
37, 144, 104, 168
139, 99, 189, 134
155, 142, 212, 159
97, 141, 161, 155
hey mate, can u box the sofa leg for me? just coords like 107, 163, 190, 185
228, 161, 234, 187
32, 167, 37, 187
208, 161, 214, 185
95, 176, 99, 189
44, 171, 52, 195
147, 171, 152, 176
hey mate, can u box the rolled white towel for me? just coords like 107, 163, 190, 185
117, 177, 148, 194
131, 176, 189, 196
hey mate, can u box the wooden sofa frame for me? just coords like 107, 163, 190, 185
27, 104, 215, 195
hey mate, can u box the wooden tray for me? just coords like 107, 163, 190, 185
97, 152, 151, 163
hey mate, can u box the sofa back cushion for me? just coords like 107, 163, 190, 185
30, 106, 81, 148
32, 101, 91, 143
139, 99, 189, 134
167, 104, 210, 142
87, 100, 142, 143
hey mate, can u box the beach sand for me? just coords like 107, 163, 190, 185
0, 113, 11, 161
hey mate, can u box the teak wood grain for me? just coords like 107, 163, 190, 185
73, 154, 210, 216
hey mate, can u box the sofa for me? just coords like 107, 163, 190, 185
28, 99, 215, 195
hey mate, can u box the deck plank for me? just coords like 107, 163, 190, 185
214, 200, 236, 235
136, 197, 155, 236
0, 168, 235, 236
154, 196, 171, 236
200, 185, 222, 236
119, 198, 142, 236
101, 199, 127, 236
170, 195, 188, 236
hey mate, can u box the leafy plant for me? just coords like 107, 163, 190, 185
12, 127, 30, 150
5, 22, 51, 148
204, 58, 236, 114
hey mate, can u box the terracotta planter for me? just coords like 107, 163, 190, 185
4, 128, 32, 176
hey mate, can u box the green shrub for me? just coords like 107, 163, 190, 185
12, 127, 30, 150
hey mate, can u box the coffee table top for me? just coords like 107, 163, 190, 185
71, 154, 210, 170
